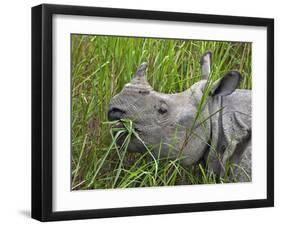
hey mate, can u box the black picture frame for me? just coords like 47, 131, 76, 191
32, 3, 274, 222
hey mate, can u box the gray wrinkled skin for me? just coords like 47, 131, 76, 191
108, 52, 251, 182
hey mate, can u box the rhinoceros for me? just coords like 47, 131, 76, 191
108, 52, 251, 182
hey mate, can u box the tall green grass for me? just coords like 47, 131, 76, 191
71, 35, 252, 190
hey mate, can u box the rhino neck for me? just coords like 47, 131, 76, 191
174, 80, 212, 166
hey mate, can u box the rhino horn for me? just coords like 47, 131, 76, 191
127, 62, 153, 90
134, 62, 148, 78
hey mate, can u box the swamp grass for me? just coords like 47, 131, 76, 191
71, 35, 252, 190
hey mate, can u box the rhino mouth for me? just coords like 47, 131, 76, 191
109, 120, 147, 153
134, 127, 142, 133
111, 121, 142, 134
112, 121, 124, 129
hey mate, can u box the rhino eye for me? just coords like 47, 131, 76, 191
158, 108, 167, 114
138, 90, 150, 95
158, 101, 168, 114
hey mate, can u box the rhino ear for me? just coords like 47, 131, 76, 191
200, 51, 212, 80
210, 71, 241, 97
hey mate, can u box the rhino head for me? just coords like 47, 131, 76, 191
108, 52, 242, 167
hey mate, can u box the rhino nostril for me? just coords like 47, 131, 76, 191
108, 107, 126, 121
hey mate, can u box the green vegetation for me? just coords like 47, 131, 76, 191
71, 35, 252, 190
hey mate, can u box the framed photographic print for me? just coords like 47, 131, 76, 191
31, 4, 274, 221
